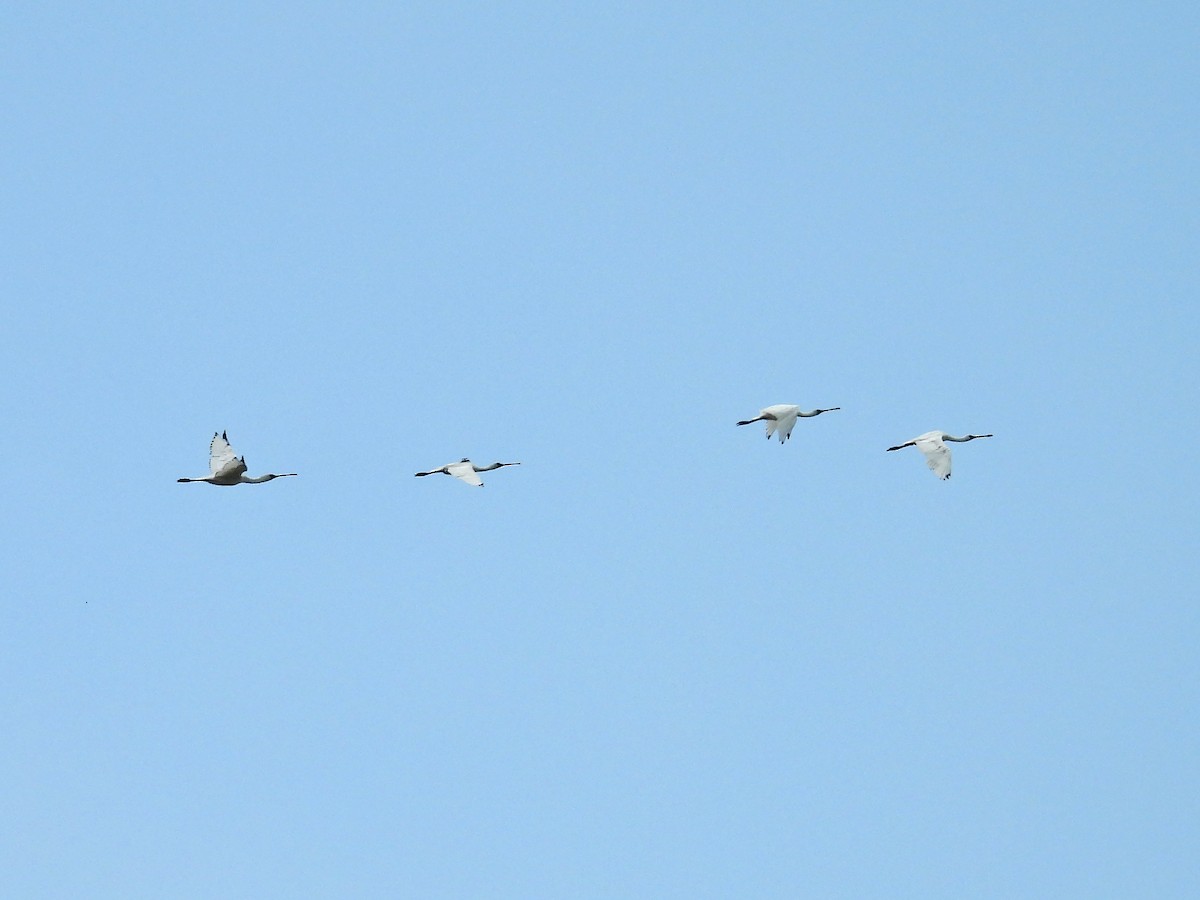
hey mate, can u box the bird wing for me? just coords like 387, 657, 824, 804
209, 432, 241, 477
758, 406, 798, 443
214, 457, 247, 480
775, 410, 799, 443
915, 436, 952, 479
768, 408, 796, 444
447, 462, 484, 486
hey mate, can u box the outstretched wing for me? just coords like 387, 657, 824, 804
447, 461, 484, 486
757, 405, 798, 443
915, 436, 952, 480
775, 413, 798, 443
209, 431, 242, 478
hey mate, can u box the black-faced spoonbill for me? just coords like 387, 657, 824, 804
177, 431, 297, 485
414, 458, 521, 487
736, 404, 840, 444
886, 431, 993, 480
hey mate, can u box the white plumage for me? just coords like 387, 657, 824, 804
737, 403, 840, 444
414, 458, 521, 487
886, 430, 993, 480
177, 431, 297, 486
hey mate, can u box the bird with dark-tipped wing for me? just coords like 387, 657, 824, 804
178, 431, 297, 486
414, 458, 521, 487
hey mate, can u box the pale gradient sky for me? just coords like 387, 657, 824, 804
2, 3, 1198, 897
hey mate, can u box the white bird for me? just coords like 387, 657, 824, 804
886, 430, 993, 480
177, 431, 297, 486
737, 404, 840, 443
414, 458, 521, 487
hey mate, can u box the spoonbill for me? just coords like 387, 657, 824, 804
177, 431, 297, 485
737, 404, 840, 443
886, 431, 993, 480
414, 458, 521, 487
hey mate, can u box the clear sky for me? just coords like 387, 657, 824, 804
2, 2, 1197, 897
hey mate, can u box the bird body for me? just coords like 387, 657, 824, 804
177, 431, 297, 485
414, 458, 521, 487
886, 430, 993, 480
737, 404, 840, 443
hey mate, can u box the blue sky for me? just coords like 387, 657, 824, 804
2, 2, 1197, 896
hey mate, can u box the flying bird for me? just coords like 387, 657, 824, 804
177, 431, 297, 485
414, 458, 521, 487
737, 404, 840, 443
886, 431, 993, 480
